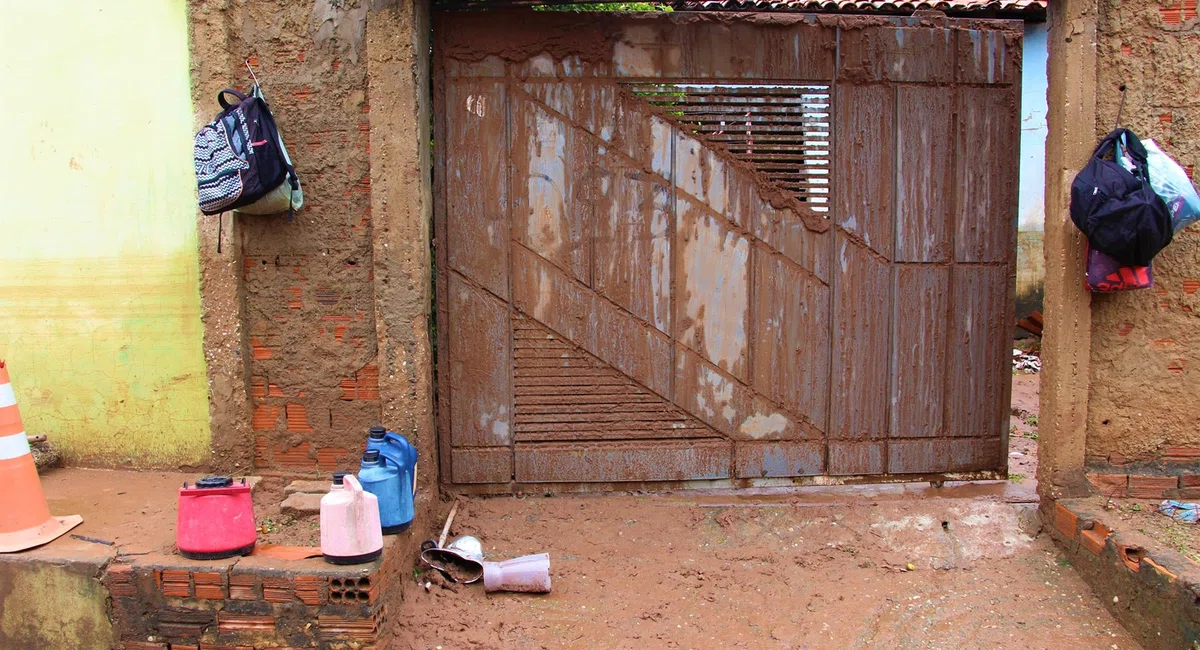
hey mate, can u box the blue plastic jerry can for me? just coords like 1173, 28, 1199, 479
357, 449, 401, 532
362, 426, 417, 533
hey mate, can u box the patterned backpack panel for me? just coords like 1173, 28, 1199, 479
195, 104, 253, 213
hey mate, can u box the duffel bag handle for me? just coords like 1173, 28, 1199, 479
217, 88, 250, 110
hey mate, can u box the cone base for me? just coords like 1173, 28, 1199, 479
0, 514, 83, 553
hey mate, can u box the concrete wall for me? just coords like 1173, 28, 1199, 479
0, 2, 211, 467
1085, 0, 1200, 467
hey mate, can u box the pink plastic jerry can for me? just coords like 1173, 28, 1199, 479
320, 473, 384, 565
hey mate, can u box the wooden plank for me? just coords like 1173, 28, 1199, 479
890, 265, 948, 438
956, 27, 1020, 85
445, 81, 509, 299
452, 448, 513, 484
448, 275, 512, 447
512, 246, 673, 397
955, 87, 1019, 263
735, 441, 824, 478
514, 440, 731, 482
834, 84, 894, 259
674, 345, 809, 440
830, 234, 891, 439
751, 248, 830, 432
593, 161, 672, 334
828, 441, 885, 476
676, 196, 751, 382
895, 86, 953, 263
510, 96, 593, 284
947, 265, 1011, 438
839, 26, 955, 84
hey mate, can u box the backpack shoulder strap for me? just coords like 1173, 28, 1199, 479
217, 89, 250, 110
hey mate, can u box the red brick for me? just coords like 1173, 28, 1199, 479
1181, 475, 1200, 487
104, 564, 137, 597
249, 337, 273, 360
295, 575, 325, 605
123, 643, 167, 650
1143, 556, 1178, 581
192, 571, 225, 600
159, 569, 191, 598
228, 574, 259, 601
263, 576, 295, 603
1053, 502, 1079, 540
285, 403, 314, 433
1184, 279, 1200, 295
1080, 521, 1111, 556
218, 612, 276, 633
1127, 475, 1179, 498
199, 645, 254, 650
1165, 447, 1200, 461
1087, 473, 1128, 495
251, 404, 282, 431
1118, 544, 1144, 572
169, 646, 199, 650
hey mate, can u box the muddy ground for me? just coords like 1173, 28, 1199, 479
387, 372, 1140, 650
1093, 497, 1200, 565
395, 484, 1139, 649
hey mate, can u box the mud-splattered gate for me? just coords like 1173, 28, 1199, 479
433, 10, 1020, 492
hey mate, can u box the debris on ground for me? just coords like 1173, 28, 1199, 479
30, 434, 61, 471
1016, 310, 1044, 338
1013, 348, 1042, 373
1159, 500, 1200, 523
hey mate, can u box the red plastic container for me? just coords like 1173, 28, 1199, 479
176, 477, 257, 560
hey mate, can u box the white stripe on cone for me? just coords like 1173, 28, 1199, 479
0, 432, 31, 461
0, 383, 14, 409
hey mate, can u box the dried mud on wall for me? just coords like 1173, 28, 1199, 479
191, 0, 381, 472
1087, 0, 1200, 464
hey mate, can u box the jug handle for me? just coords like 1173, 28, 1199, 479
343, 474, 364, 493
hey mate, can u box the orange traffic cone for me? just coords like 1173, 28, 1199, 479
0, 360, 81, 552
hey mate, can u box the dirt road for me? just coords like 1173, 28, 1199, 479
397, 483, 1139, 650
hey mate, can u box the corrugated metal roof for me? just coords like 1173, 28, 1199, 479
673, 0, 1046, 18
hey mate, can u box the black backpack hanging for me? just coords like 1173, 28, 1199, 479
1070, 128, 1173, 267
194, 87, 297, 215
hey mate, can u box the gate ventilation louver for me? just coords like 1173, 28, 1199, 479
623, 82, 832, 214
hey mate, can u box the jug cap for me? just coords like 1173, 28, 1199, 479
332, 472, 348, 486
195, 476, 233, 489
362, 449, 381, 464
368, 426, 387, 440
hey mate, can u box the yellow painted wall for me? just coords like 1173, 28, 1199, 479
0, 1, 210, 466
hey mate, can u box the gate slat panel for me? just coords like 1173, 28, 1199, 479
839, 25, 955, 84
515, 440, 732, 482
511, 98, 593, 284
948, 265, 1011, 438
448, 275, 512, 448
895, 86, 953, 263
890, 265, 949, 439
735, 441, 825, 478
831, 234, 891, 440
446, 82, 510, 299
834, 84, 894, 259
594, 161, 673, 334
676, 198, 751, 382
752, 247, 830, 431
955, 87, 1019, 263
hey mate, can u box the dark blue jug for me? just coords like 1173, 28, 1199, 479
362, 426, 417, 533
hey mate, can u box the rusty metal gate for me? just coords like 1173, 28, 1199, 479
433, 10, 1020, 491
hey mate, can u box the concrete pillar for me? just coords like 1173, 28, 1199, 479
1038, 0, 1098, 500
189, 0, 255, 472
366, 0, 436, 503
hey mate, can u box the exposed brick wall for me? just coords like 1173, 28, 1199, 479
1086, 0, 1200, 467
198, 0, 385, 473
104, 542, 406, 649
1047, 499, 1200, 650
